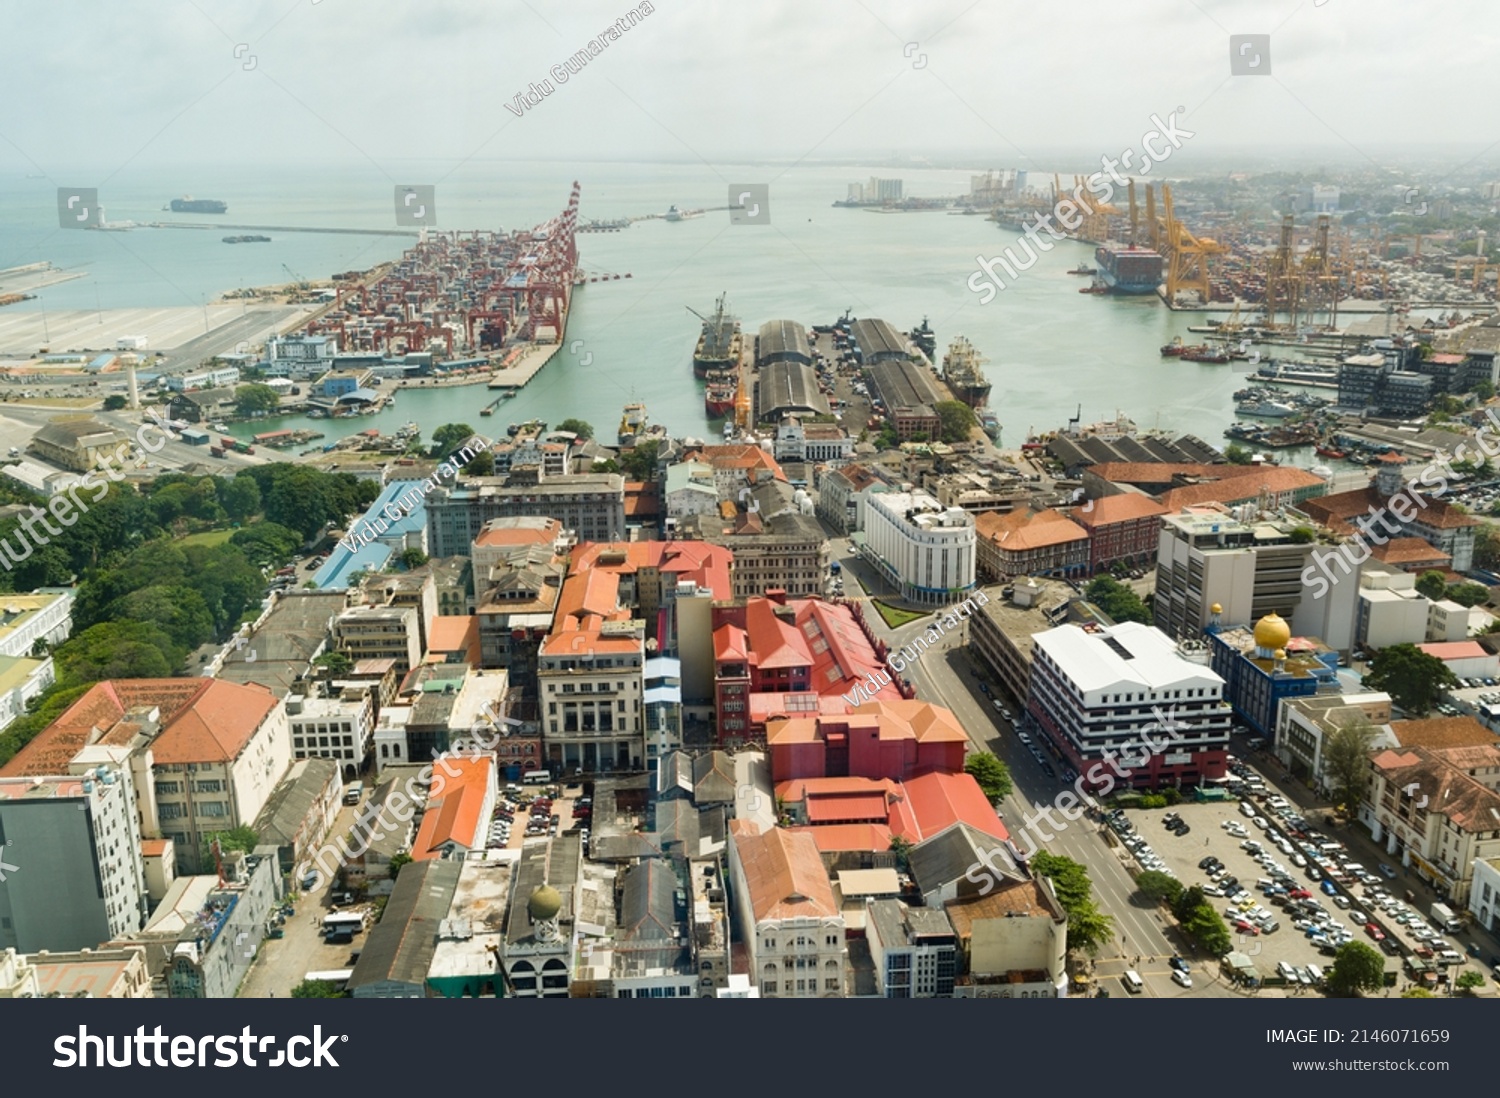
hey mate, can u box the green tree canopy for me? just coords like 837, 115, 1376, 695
1085, 575, 1153, 625
1136, 870, 1184, 906
233, 383, 282, 416
964, 751, 1013, 802
1415, 570, 1448, 601
1288, 525, 1316, 544
103, 394, 128, 411
1326, 941, 1386, 997
1445, 582, 1489, 608
934, 400, 977, 443
1456, 968, 1485, 993
55, 621, 180, 685
291, 979, 343, 999
1323, 718, 1378, 815
1363, 643, 1458, 715
557, 418, 594, 440
1224, 443, 1254, 465
1030, 851, 1114, 955
619, 439, 661, 481
429, 423, 477, 458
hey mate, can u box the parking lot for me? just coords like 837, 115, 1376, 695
1110, 753, 1494, 994
485, 781, 590, 854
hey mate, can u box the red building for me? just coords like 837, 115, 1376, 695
775, 770, 1008, 843
766, 700, 968, 784
1066, 494, 1167, 575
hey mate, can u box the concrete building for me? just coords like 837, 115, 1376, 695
969, 578, 1112, 707
945, 874, 1069, 998
865, 899, 957, 997
766, 700, 968, 784
773, 418, 852, 465
727, 820, 846, 998
1068, 494, 1168, 574
250, 756, 343, 884
1363, 741, 1500, 904
27, 417, 129, 474
863, 359, 941, 441
697, 510, 828, 600
1153, 506, 1314, 641
1205, 613, 1341, 737
1468, 856, 1500, 934
287, 689, 374, 780
664, 461, 721, 520
265, 334, 337, 379
1417, 640, 1500, 683
333, 605, 421, 675
1, 678, 292, 874
426, 473, 627, 557
150, 851, 282, 999
1356, 568, 1432, 649
974, 507, 1090, 581
0, 590, 74, 658
0, 765, 146, 953
816, 463, 887, 534
23, 946, 153, 999
0, 655, 55, 734
1028, 621, 1232, 790
1274, 692, 1394, 791
862, 491, 976, 606
501, 836, 583, 998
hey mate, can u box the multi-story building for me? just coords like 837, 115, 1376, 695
1274, 692, 1393, 792
265, 334, 337, 379
152, 851, 281, 999
945, 873, 1069, 998
1, 678, 292, 874
865, 899, 957, 998
1153, 506, 1314, 641
728, 821, 846, 998
1205, 613, 1341, 737
501, 836, 583, 998
1364, 741, 1500, 904
0, 654, 55, 734
862, 491, 976, 606
687, 485, 827, 599
1067, 494, 1168, 574
816, 463, 887, 534
250, 757, 343, 885
664, 461, 721, 520
287, 689, 374, 780
1468, 856, 1500, 935
426, 472, 627, 557
974, 507, 1089, 581
358, 570, 439, 653
21, 945, 153, 998
28, 417, 129, 474
1356, 568, 1431, 649
1028, 621, 1232, 791
0, 590, 74, 658
765, 700, 968, 784
411, 756, 497, 862
773, 418, 853, 465
968, 579, 1113, 711
0, 765, 146, 953
333, 606, 421, 675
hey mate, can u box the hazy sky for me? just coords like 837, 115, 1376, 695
2, 0, 1496, 177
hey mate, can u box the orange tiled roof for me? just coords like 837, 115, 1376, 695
1371, 538, 1451, 566
1156, 466, 1326, 511
412, 756, 492, 859
975, 507, 1089, 552
1067, 494, 1168, 528
1301, 485, 1479, 533
730, 819, 839, 921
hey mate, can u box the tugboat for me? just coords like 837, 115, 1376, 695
1068, 264, 1096, 276
704, 372, 736, 417
688, 294, 741, 378
618, 400, 649, 447
1315, 444, 1347, 459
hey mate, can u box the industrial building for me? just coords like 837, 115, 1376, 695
757, 361, 829, 423
863, 360, 944, 441
755, 319, 812, 366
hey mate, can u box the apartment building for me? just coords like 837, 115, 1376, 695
287, 688, 375, 780
333, 605, 421, 675
426, 473, 627, 556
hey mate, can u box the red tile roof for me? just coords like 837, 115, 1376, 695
0, 679, 279, 776
730, 820, 839, 921
1301, 485, 1479, 533
1067, 494, 1168, 528
975, 508, 1089, 552
1156, 466, 1326, 511
412, 756, 492, 859
786, 823, 894, 853
897, 771, 1009, 842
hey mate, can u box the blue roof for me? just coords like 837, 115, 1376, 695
310, 482, 431, 588
337, 388, 379, 403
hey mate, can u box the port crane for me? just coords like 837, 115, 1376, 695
282, 263, 310, 291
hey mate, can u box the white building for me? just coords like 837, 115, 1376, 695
728, 821, 845, 998
1274, 692, 1394, 792
0, 591, 74, 659
288, 689, 375, 781
165, 367, 240, 392
861, 491, 976, 606
1468, 855, 1500, 934
265, 334, 337, 380
372, 706, 412, 769
1356, 569, 1430, 649
865, 899, 957, 998
0, 656, 54, 734
0, 764, 146, 953
1028, 621, 1232, 791
538, 622, 646, 773
664, 461, 721, 521
773, 419, 853, 465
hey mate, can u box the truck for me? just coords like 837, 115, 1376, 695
1431, 902, 1461, 933
209, 446, 227, 458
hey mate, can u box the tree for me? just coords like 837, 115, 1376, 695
233, 383, 282, 416
557, 418, 594, 440
102, 394, 128, 411
200, 825, 259, 872
1363, 643, 1459, 715
1445, 582, 1489, 608
965, 751, 1013, 802
55, 621, 179, 685
1477, 525, 1500, 571
1085, 575, 1153, 625
1476, 380, 1495, 402
388, 851, 413, 880
399, 548, 429, 570
1456, 968, 1486, 994
1415, 570, 1448, 601
934, 400, 977, 443
429, 423, 477, 459
1136, 870, 1183, 906
1030, 852, 1114, 955
591, 458, 620, 473
463, 449, 494, 476
315, 651, 353, 681
1179, 902, 1232, 956
1224, 443, 1254, 465
291, 979, 342, 999
619, 439, 661, 481
888, 836, 913, 875
1401, 987, 1434, 997
1323, 718, 1378, 814
1326, 941, 1386, 997
1173, 885, 1206, 921
219, 475, 262, 522
1288, 525, 1316, 544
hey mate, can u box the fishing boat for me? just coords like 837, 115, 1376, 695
1315, 444, 1347, 459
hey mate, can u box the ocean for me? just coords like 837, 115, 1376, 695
1, 161, 1307, 455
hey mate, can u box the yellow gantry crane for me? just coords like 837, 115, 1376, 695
1160, 184, 1226, 303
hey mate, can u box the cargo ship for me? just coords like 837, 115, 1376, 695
704, 372, 736, 417
619, 400, 649, 447
940, 336, 992, 409
223, 235, 270, 243
1094, 242, 1162, 294
689, 294, 741, 378
167, 196, 228, 214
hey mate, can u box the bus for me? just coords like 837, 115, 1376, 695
302, 969, 353, 992
523, 770, 552, 785
322, 912, 365, 937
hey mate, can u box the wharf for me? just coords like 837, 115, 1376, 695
487, 341, 563, 390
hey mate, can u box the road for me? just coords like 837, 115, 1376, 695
836, 550, 1189, 990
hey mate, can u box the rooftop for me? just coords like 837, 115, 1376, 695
1032, 620, 1225, 695
730, 820, 839, 922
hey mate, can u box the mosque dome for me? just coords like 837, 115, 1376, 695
1253, 612, 1291, 651
528, 885, 562, 921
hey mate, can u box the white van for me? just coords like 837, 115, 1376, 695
1305, 964, 1324, 985
1121, 970, 1144, 994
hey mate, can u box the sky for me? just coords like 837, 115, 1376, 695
1, 0, 1497, 178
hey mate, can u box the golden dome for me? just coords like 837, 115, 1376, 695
1253, 612, 1291, 651
1210, 603, 1223, 615
528, 885, 562, 921
1272, 648, 1287, 661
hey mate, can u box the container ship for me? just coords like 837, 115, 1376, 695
167, 196, 228, 214
689, 294, 741, 378
940, 336, 992, 409
704, 371, 737, 418
1094, 242, 1162, 294
223, 235, 270, 244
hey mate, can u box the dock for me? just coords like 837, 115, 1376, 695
486, 341, 563, 389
